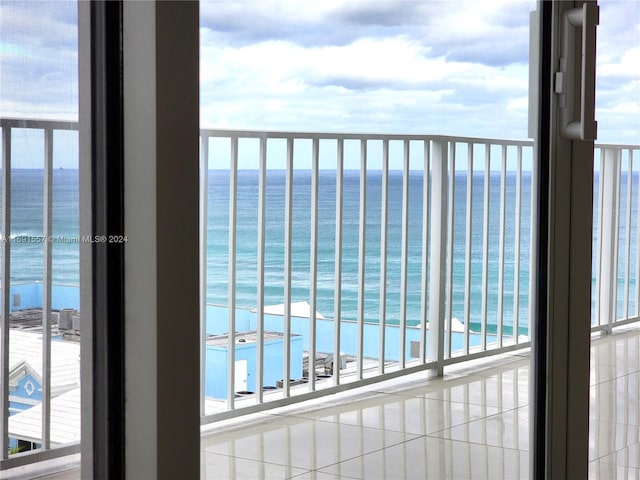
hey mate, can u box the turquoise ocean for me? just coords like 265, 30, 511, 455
206, 169, 538, 335
7, 168, 637, 334
7, 169, 80, 286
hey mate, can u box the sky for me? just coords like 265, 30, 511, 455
199, 0, 639, 144
0, 0, 638, 168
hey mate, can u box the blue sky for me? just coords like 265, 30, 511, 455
0, 0, 638, 168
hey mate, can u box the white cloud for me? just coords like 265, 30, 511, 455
1, 0, 637, 145
199, 29, 532, 137
0, 0, 78, 119
198, 0, 638, 144
598, 46, 640, 78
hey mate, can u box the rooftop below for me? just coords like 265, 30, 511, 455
32, 323, 640, 479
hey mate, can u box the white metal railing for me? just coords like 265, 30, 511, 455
593, 144, 640, 332
0, 118, 80, 470
198, 130, 639, 422
2, 118, 639, 453
199, 129, 541, 422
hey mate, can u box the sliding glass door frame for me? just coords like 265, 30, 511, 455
79, 1, 598, 478
531, 1, 597, 478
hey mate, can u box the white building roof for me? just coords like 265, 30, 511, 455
8, 387, 80, 445
426, 317, 467, 333
252, 301, 325, 319
9, 330, 80, 396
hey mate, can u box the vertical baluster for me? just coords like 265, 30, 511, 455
356, 140, 367, 379
481, 144, 491, 349
199, 134, 208, 415
513, 146, 523, 342
614, 151, 622, 325
379, 140, 389, 374
399, 140, 410, 367
309, 138, 319, 390
227, 136, 238, 408
446, 143, 455, 357
256, 136, 267, 403
595, 149, 605, 326
428, 140, 447, 376
0, 126, 11, 459
283, 138, 294, 396
333, 139, 344, 385
497, 145, 507, 347
463, 143, 474, 354
624, 150, 633, 320
599, 148, 621, 331
528, 144, 538, 337
42, 128, 53, 449
634, 150, 640, 317
420, 141, 430, 364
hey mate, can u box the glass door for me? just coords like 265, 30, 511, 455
199, 0, 540, 407
196, 0, 597, 478
7, 0, 638, 476
0, 0, 83, 471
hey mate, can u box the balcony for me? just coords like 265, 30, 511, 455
198, 325, 640, 478
0, 118, 639, 474
19, 325, 640, 478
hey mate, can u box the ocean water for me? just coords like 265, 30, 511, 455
207, 169, 535, 335
5, 168, 638, 333
4, 169, 80, 286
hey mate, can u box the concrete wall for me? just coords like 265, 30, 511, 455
8, 283, 80, 313
205, 335, 303, 399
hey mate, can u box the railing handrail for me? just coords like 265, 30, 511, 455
0, 118, 78, 131
3, 118, 637, 151
3, 115, 640, 445
595, 143, 640, 150
199, 127, 536, 147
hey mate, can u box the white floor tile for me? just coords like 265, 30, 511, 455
589, 420, 640, 460
597, 443, 640, 470
281, 393, 502, 436
201, 451, 308, 479
202, 416, 419, 471
589, 458, 640, 479
431, 405, 529, 451
397, 371, 529, 411
316, 437, 529, 480
33, 326, 640, 479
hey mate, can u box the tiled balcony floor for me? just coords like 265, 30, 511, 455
31, 324, 640, 479
200, 325, 640, 479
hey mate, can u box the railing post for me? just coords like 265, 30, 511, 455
428, 140, 447, 377
227, 136, 238, 408
256, 136, 266, 403
42, 128, 53, 450
0, 125, 11, 460
199, 134, 209, 415
598, 147, 621, 333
